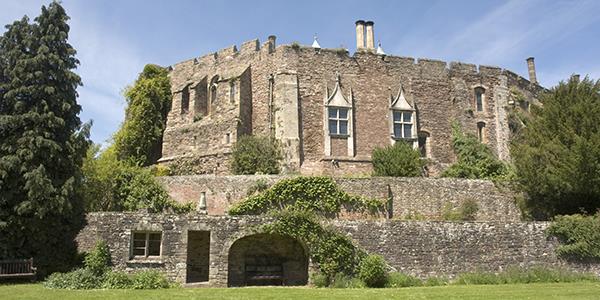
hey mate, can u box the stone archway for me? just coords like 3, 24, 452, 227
227, 233, 308, 287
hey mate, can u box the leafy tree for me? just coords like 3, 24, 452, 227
0, 2, 89, 275
512, 77, 600, 218
230, 135, 281, 175
442, 123, 511, 180
372, 141, 425, 177
113, 64, 171, 166
82, 144, 192, 213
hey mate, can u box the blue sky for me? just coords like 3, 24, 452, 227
2, 0, 600, 145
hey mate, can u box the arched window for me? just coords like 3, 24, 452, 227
181, 85, 190, 114
477, 121, 486, 143
474, 87, 485, 112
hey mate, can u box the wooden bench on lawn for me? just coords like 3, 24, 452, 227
0, 258, 37, 281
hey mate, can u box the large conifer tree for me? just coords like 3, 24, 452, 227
0, 2, 89, 274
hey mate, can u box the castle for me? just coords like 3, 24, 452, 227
158, 20, 544, 176
74, 22, 599, 288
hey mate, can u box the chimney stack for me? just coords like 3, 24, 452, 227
268, 35, 276, 53
526, 57, 537, 85
572, 74, 580, 82
365, 21, 375, 50
355, 20, 365, 50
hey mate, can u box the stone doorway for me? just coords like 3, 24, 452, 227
227, 233, 308, 287
186, 230, 210, 283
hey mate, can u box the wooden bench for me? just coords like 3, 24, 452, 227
0, 258, 37, 280
245, 264, 283, 286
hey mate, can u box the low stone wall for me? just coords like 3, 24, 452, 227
76, 212, 600, 287
158, 175, 521, 221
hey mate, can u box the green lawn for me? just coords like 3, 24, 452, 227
1, 282, 600, 300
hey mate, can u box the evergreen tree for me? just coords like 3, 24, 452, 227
113, 64, 171, 166
512, 76, 600, 219
0, 2, 89, 275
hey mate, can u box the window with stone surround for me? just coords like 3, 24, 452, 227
477, 121, 487, 143
181, 86, 190, 114
131, 232, 162, 259
392, 110, 414, 140
229, 81, 236, 103
474, 87, 485, 112
328, 107, 349, 136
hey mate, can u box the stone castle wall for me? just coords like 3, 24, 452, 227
76, 212, 600, 287
160, 38, 545, 176
157, 175, 521, 221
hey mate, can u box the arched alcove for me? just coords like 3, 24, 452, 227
227, 233, 308, 287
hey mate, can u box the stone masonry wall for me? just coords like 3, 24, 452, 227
158, 175, 521, 221
76, 213, 600, 287
161, 38, 544, 176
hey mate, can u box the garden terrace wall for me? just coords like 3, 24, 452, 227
76, 212, 600, 287
158, 175, 521, 221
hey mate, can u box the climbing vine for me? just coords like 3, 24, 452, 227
228, 176, 386, 216
260, 210, 366, 279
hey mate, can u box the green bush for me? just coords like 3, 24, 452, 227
231, 135, 281, 175
102, 270, 133, 289
229, 176, 385, 216
454, 266, 599, 285
372, 141, 425, 177
310, 272, 329, 287
442, 199, 480, 221
424, 276, 449, 286
331, 273, 364, 288
131, 269, 171, 289
84, 240, 111, 276
442, 123, 511, 180
386, 272, 423, 288
358, 254, 388, 288
246, 178, 270, 196
546, 213, 600, 260
44, 268, 102, 290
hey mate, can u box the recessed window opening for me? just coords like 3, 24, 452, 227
131, 232, 161, 259
328, 107, 349, 136
392, 110, 413, 139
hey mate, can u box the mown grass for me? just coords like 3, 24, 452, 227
2, 282, 600, 300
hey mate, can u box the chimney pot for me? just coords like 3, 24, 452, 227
355, 20, 365, 50
526, 57, 537, 85
365, 21, 375, 50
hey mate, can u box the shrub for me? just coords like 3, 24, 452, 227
358, 254, 388, 288
424, 276, 449, 286
102, 270, 133, 289
454, 266, 599, 285
246, 178, 270, 197
310, 272, 329, 287
386, 272, 423, 288
442, 123, 511, 180
230, 135, 281, 175
84, 240, 111, 276
372, 141, 425, 177
442, 199, 479, 221
546, 213, 600, 260
131, 269, 171, 289
44, 268, 101, 290
331, 273, 364, 288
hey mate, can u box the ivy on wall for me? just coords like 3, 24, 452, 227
228, 176, 386, 216
228, 176, 387, 281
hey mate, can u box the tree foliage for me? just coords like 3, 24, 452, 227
512, 77, 600, 218
372, 141, 425, 177
113, 64, 171, 166
82, 144, 192, 213
230, 135, 281, 175
0, 2, 89, 275
442, 123, 511, 180
546, 213, 600, 261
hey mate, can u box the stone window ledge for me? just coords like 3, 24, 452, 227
126, 259, 165, 266
321, 156, 372, 163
